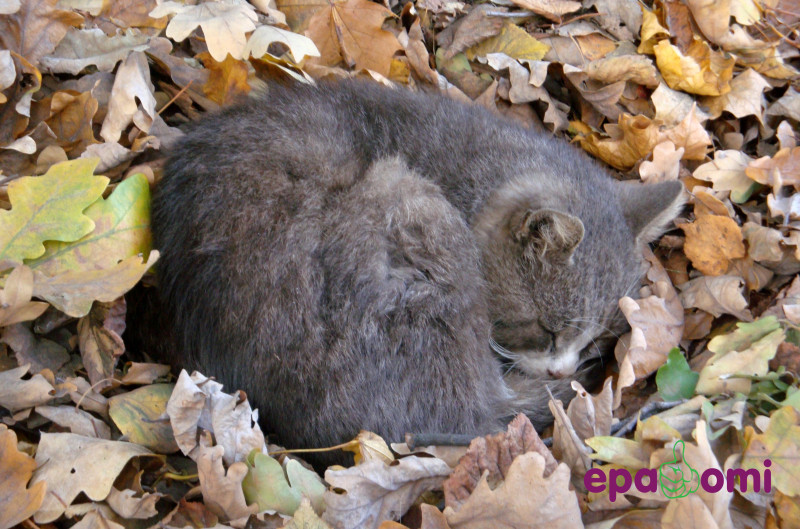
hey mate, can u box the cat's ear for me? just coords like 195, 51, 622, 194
511, 208, 584, 260
617, 180, 686, 243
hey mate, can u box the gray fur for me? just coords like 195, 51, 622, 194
151, 79, 684, 467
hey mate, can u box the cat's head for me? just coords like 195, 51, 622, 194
475, 178, 685, 379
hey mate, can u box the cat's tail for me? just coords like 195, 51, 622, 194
501, 362, 603, 430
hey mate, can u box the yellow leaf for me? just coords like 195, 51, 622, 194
0, 424, 46, 529
26, 173, 152, 276
0, 265, 48, 326
305, 0, 401, 76
638, 7, 669, 54
742, 406, 800, 496
0, 158, 108, 271
575, 114, 660, 170
661, 103, 712, 160
654, 39, 734, 96
467, 22, 550, 62
198, 52, 251, 106
32, 251, 159, 317
108, 384, 179, 453
680, 215, 746, 276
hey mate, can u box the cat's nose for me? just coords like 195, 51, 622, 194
547, 368, 572, 378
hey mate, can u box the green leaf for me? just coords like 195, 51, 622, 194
0, 159, 108, 271
466, 22, 550, 61
108, 383, 178, 453
657, 348, 699, 401
26, 173, 152, 275
242, 450, 301, 515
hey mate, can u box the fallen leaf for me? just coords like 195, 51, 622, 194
638, 7, 669, 54
567, 378, 613, 441
697, 317, 784, 395
284, 498, 333, 529
661, 103, 712, 160
109, 383, 179, 453
150, 0, 258, 62
702, 68, 770, 121
662, 493, 720, 529
305, 0, 401, 77
767, 87, 800, 122
0, 0, 83, 65
0, 266, 49, 326
0, 424, 46, 529
27, 173, 152, 277
32, 252, 159, 318
344, 430, 394, 465
166, 370, 266, 465
442, 453, 581, 529
640, 140, 684, 183
0, 158, 107, 270
242, 450, 325, 516
195, 438, 258, 522
70, 510, 124, 529
35, 404, 111, 438
436, 4, 504, 60
657, 348, 699, 401
745, 147, 800, 188
583, 54, 658, 88
679, 275, 752, 320
466, 22, 550, 62
680, 215, 746, 276
1, 323, 70, 374
323, 456, 451, 529
30, 432, 155, 523
653, 38, 734, 96
651, 82, 712, 126
507, 0, 580, 21
120, 362, 171, 384
106, 486, 162, 519
693, 150, 759, 203
743, 222, 784, 263
586, 0, 642, 41
741, 406, 800, 496
244, 24, 320, 62
443, 414, 556, 510
0, 364, 54, 412
40, 27, 150, 75
99, 50, 156, 143
576, 113, 660, 170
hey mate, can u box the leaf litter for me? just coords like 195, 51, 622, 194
0, 0, 798, 528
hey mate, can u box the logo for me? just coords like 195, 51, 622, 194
658, 440, 699, 498
584, 439, 772, 501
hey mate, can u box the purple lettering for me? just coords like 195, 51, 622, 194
634, 467, 658, 493
726, 468, 761, 492
584, 468, 606, 493
609, 468, 632, 502
701, 468, 724, 493
764, 459, 772, 493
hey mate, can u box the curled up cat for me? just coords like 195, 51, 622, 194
149, 79, 685, 467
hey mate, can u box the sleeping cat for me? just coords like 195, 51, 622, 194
151, 79, 684, 466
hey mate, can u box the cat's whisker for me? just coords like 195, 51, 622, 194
568, 318, 622, 340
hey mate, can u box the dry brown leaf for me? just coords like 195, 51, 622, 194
0, 424, 46, 529
508, 0, 580, 20
442, 453, 581, 529
654, 39, 735, 96
0, 364, 54, 412
106, 486, 162, 519
614, 280, 684, 379
443, 413, 556, 510
120, 362, 171, 384
0, 266, 49, 327
679, 275, 752, 320
702, 68, 770, 121
196, 437, 258, 523
638, 7, 669, 54
743, 222, 784, 263
323, 455, 452, 529
680, 215, 746, 276
0, 323, 70, 373
0, 0, 83, 66
640, 140, 684, 183
662, 494, 720, 529
41, 90, 99, 156
436, 4, 503, 59
768, 87, 800, 122
99, 50, 156, 143
586, 0, 642, 41
567, 377, 613, 441
693, 150, 758, 203
305, 0, 401, 77
563, 64, 626, 121
30, 432, 155, 523
35, 404, 111, 438
198, 52, 251, 106
576, 113, 660, 170
583, 54, 658, 88
70, 509, 125, 529
651, 82, 712, 126
661, 104, 712, 161
77, 301, 126, 390
685, 0, 731, 46
40, 27, 150, 75
746, 147, 800, 188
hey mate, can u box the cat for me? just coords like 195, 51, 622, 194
149, 79, 684, 467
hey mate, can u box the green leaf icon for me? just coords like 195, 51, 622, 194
658, 440, 700, 499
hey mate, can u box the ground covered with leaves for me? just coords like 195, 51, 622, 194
0, 0, 799, 527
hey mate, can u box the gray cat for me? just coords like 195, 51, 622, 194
151, 79, 684, 467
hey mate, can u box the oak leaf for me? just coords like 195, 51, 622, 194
0, 424, 46, 529
305, 0, 401, 77
109, 384, 179, 453
741, 406, 800, 496
576, 113, 660, 170
680, 215, 746, 276
678, 275, 752, 320
100, 50, 156, 143
0, 0, 82, 66
653, 39, 734, 96
693, 150, 758, 203
40, 28, 150, 75
0, 266, 48, 327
